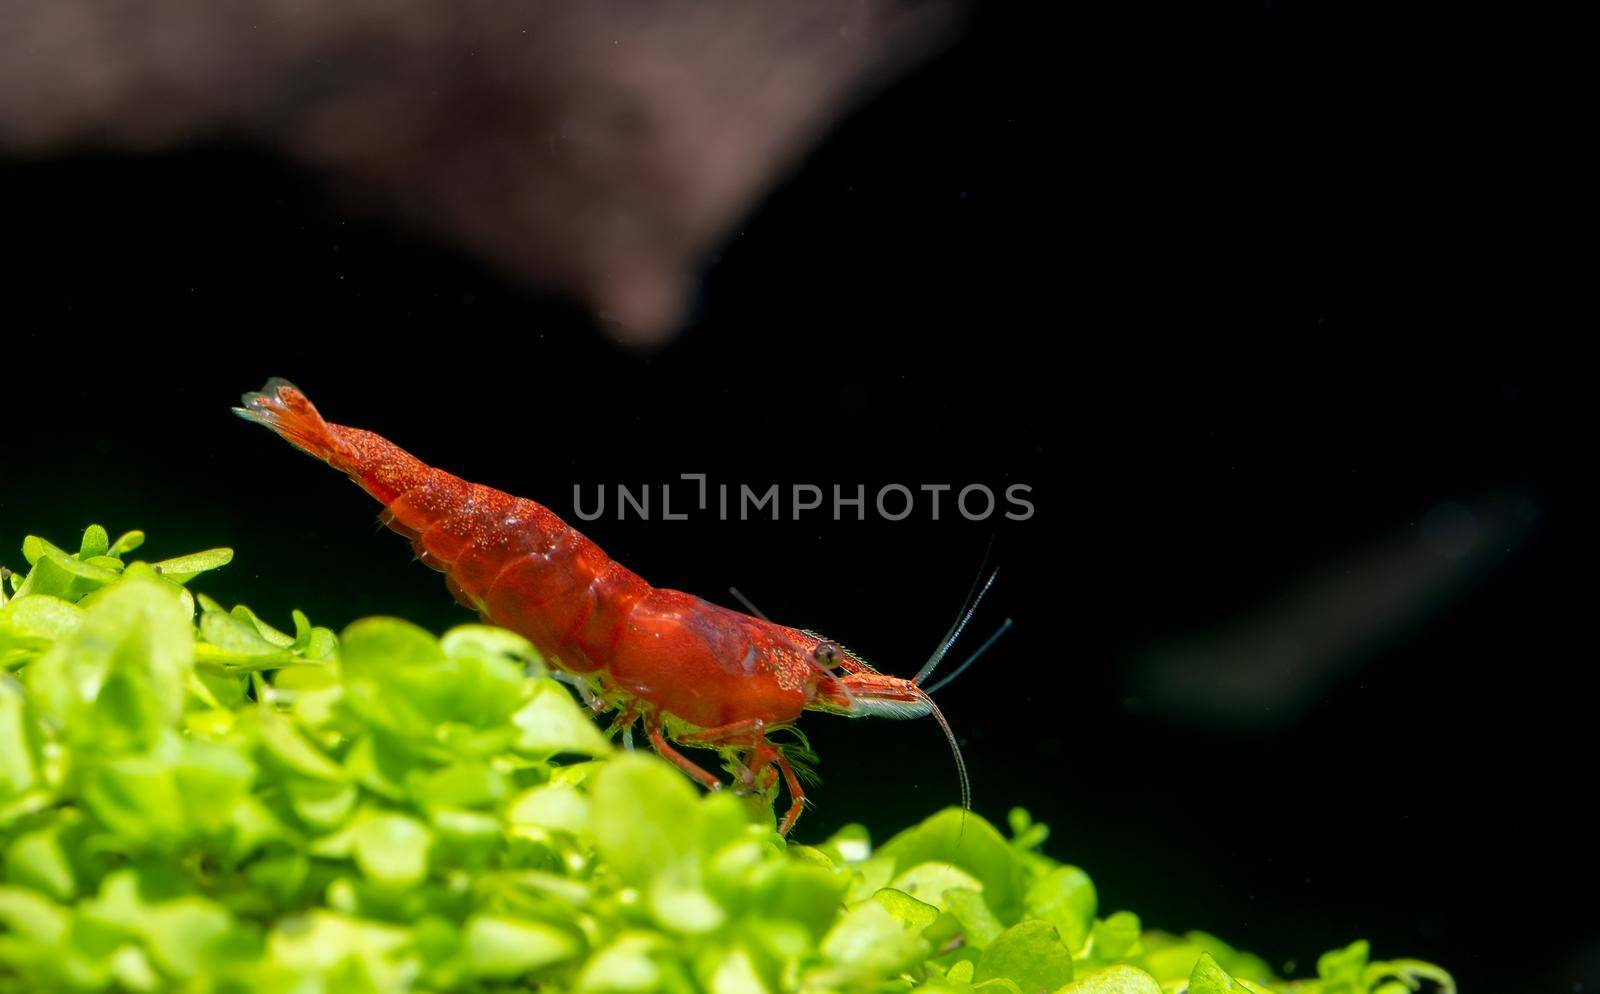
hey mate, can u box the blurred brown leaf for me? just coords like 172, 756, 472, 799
0, 0, 958, 342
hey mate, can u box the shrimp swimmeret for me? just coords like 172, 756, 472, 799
236, 379, 1000, 833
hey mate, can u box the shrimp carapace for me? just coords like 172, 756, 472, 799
235, 378, 985, 834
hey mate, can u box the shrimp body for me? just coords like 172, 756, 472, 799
236, 380, 954, 832
378, 455, 817, 730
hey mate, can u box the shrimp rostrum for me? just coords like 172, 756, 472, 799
235, 379, 1000, 834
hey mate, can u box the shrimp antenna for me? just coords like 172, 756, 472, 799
916, 687, 970, 814
728, 586, 771, 622
923, 617, 1014, 695
913, 566, 1000, 686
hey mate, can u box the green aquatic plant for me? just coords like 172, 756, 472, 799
0, 526, 1453, 994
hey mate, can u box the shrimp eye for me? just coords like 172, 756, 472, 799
812, 641, 841, 666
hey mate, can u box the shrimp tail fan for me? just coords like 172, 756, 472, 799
233, 378, 347, 465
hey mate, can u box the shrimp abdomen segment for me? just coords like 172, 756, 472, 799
446, 500, 565, 597
482, 531, 639, 673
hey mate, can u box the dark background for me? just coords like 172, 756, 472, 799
2, 4, 1586, 991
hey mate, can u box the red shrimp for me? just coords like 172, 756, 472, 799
235, 379, 994, 833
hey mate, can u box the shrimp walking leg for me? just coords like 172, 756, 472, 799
644, 711, 723, 791
680, 718, 773, 789
682, 719, 807, 833
551, 670, 607, 713
772, 752, 806, 835
608, 700, 642, 749
678, 718, 770, 744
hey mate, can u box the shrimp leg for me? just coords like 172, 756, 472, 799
772, 752, 806, 835
682, 719, 807, 834
681, 718, 772, 787
681, 719, 772, 793
608, 700, 643, 750
551, 670, 608, 714
644, 710, 723, 791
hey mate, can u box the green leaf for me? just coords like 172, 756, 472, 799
974, 920, 1075, 992
0, 884, 69, 945
20, 535, 69, 567
578, 935, 665, 993
441, 623, 545, 672
0, 592, 82, 662
946, 887, 1005, 948
707, 945, 769, 994
1007, 806, 1050, 852
507, 783, 592, 836
136, 896, 235, 978
648, 876, 725, 935
590, 754, 700, 886
149, 547, 234, 583
20, 551, 121, 601
0, 679, 43, 800
1057, 965, 1164, 994
257, 709, 347, 782
198, 610, 293, 668
107, 530, 146, 557
889, 860, 985, 912
818, 822, 873, 865
264, 910, 409, 977
230, 605, 296, 647
352, 813, 432, 889
1089, 911, 1142, 961
288, 779, 359, 831
1317, 939, 1370, 986
1146, 932, 1276, 986
79, 525, 110, 560
877, 808, 1025, 919
1368, 959, 1457, 994
81, 755, 186, 848
338, 617, 466, 738
4, 827, 76, 900
407, 761, 506, 811
26, 576, 193, 751
174, 738, 255, 831
445, 655, 534, 730
872, 887, 940, 930
430, 808, 501, 869
464, 914, 579, 978
821, 898, 931, 976
1189, 953, 1255, 993
1024, 864, 1098, 950
514, 679, 613, 756
340, 616, 444, 679
698, 789, 750, 855
746, 860, 849, 940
